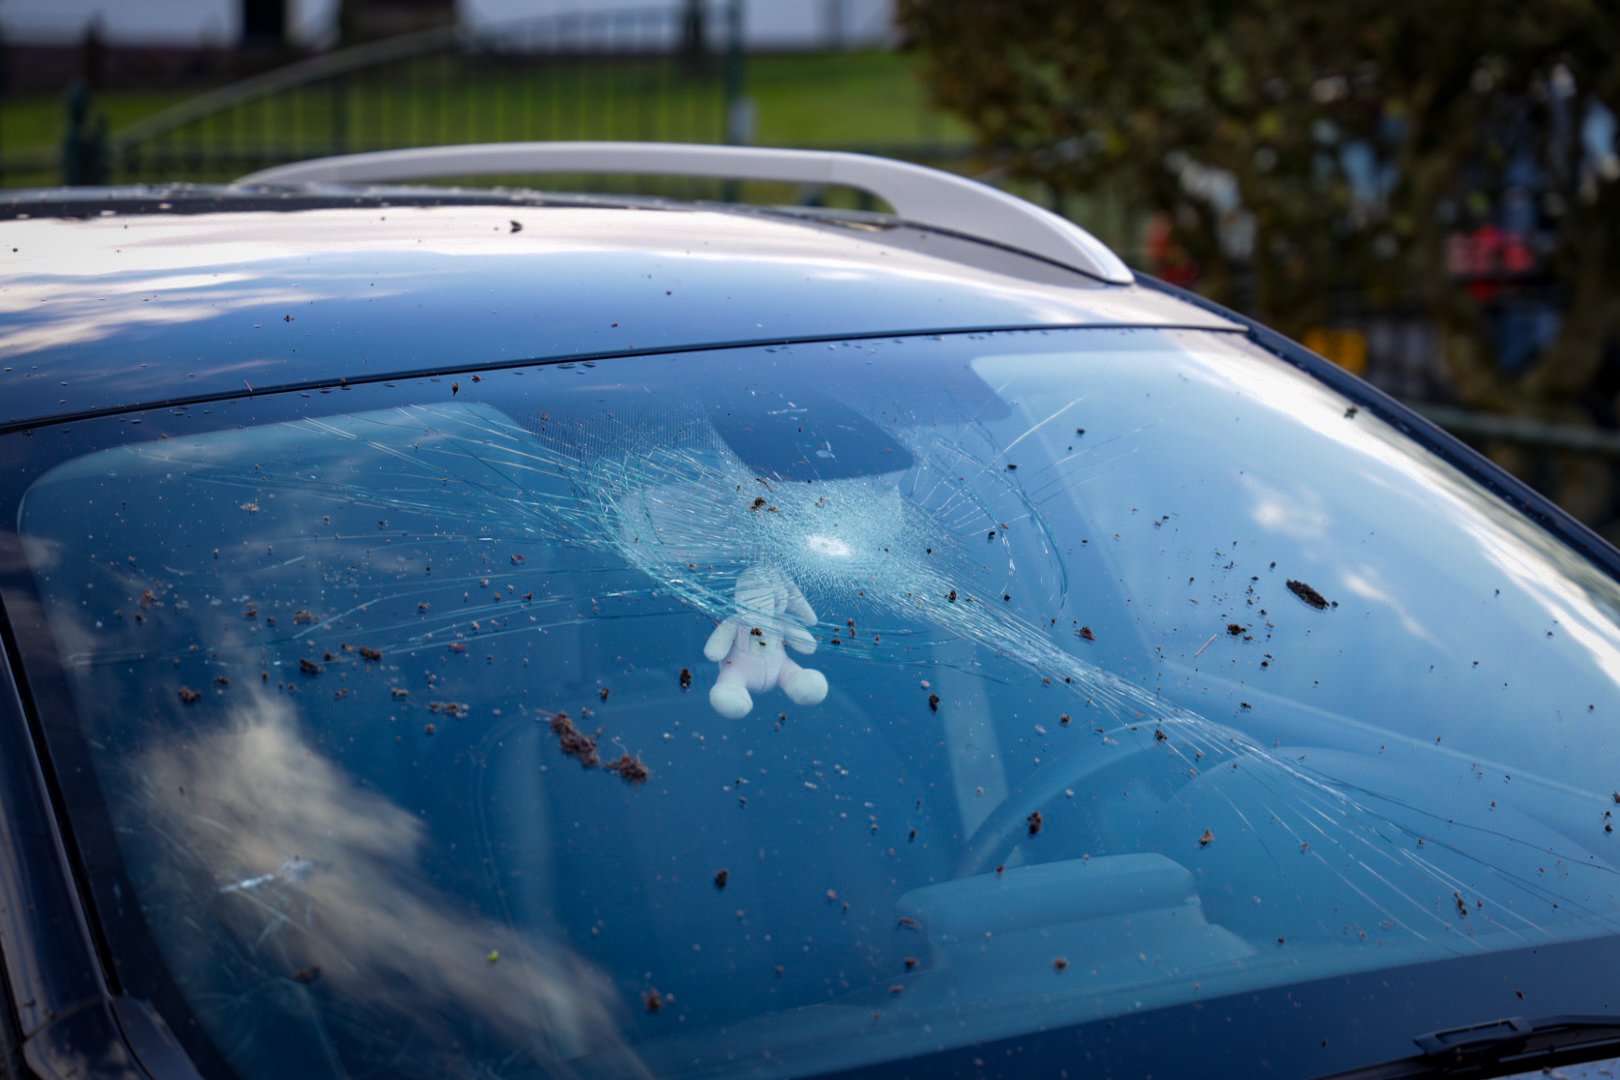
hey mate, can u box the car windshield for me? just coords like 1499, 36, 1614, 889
5, 327, 1620, 1078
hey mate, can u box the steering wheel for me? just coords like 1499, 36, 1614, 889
954, 718, 1213, 878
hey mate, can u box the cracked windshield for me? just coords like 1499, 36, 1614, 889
10, 327, 1620, 1078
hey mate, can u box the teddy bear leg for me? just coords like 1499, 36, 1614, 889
710, 665, 755, 719
778, 657, 828, 707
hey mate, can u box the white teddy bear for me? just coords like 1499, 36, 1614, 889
704, 564, 829, 719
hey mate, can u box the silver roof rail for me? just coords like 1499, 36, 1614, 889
236, 142, 1133, 284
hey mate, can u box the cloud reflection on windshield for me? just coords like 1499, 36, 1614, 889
129, 696, 642, 1078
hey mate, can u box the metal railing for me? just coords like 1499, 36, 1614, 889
92, 2, 745, 186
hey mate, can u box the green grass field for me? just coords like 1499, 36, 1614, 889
0, 48, 1146, 254
1, 50, 971, 188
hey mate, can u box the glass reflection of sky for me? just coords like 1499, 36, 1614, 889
0, 205, 1229, 423
977, 335, 1620, 788
12, 327, 1620, 1078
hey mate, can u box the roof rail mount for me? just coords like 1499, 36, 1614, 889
237, 142, 1133, 284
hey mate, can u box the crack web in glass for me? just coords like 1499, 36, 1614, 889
61, 396, 1620, 953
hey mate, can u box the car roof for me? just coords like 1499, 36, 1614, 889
0, 185, 1239, 432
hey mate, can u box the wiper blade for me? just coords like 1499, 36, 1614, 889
1328, 1014, 1620, 1079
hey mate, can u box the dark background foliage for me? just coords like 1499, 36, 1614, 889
898, 0, 1620, 427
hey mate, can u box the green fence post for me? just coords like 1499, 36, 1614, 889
88, 112, 107, 183
330, 74, 349, 153
722, 0, 749, 145
62, 82, 86, 184
721, 0, 750, 202
0, 22, 8, 186
61, 80, 107, 185
680, 0, 708, 75
1048, 182, 1068, 220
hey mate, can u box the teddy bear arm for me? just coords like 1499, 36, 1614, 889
703, 619, 740, 662
783, 624, 818, 654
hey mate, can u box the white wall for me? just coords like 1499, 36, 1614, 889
460, 0, 895, 50
3, 0, 233, 46
0, 0, 338, 47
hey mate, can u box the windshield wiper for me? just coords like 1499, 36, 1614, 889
1327, 1014, 1620, 1078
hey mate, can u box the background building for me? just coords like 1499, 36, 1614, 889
0, 0, 896, 52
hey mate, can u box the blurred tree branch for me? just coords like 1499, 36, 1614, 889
898, 0, 1620, 420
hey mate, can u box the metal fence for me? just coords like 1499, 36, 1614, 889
67, 3, 747, 187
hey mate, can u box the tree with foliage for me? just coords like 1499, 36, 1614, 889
898, 0, 1620, 427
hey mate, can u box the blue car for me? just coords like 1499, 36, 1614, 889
1, 143, 1618, 1079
